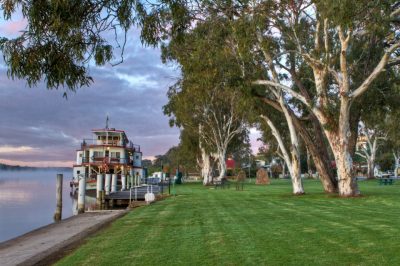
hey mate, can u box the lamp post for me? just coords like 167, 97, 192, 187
160, 160, 164, 194
248, 152, 251, 183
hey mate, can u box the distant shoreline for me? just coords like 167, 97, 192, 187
0, 163, 71, 171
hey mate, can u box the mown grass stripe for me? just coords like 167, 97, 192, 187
56, 180, 400, 266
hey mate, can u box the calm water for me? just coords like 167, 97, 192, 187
0, 169, 96, 243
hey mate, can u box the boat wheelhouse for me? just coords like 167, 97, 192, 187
72, 127, 143, 190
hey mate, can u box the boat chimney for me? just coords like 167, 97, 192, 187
105, 115, 109, 129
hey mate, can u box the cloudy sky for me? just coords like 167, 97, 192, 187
0, 17, 262, 167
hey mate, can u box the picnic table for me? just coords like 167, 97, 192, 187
378, 177, 395, 185
214, 178, 230, 189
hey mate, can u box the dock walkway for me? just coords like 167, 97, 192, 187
107, 185, 162, 200
0, 210, 127, 266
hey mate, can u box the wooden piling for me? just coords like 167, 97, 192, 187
53, 174, 63, 221
101, 190, 106, 209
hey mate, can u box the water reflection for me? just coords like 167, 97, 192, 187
69, 190, 98, 215
0, 170, 79, 243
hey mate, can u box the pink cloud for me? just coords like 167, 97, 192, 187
249, 128, 263, 154
0, 18, 27, 37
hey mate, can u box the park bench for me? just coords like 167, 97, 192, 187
378, 178, 395, 185
214, 178, 230, 189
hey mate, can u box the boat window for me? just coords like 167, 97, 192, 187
110, 152, 121, 158
93, 151, 104, 158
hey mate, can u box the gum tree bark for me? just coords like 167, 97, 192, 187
261, 114, 304, 195
256, 15, 400, 196
394, 152, 400, 178
198, 124, 212, 185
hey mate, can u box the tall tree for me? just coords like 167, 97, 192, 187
163, 17, 253, 183
250, 1, 400, 196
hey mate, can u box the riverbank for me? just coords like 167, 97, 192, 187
0, 210, 127, 266
56, 180, 400, 265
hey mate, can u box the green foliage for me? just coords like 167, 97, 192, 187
163, 16, 256, 156
0, 0, 191, 91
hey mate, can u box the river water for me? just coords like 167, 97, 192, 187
0, 169, 97, 243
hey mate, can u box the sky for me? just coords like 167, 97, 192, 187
0, 16, 262, 167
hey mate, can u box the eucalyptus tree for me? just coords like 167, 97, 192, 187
191, 0, 399, 195
165, 85, 250, 183
355, 122, 387, 179
247, 1, 400, 196
163, 17, 253, 183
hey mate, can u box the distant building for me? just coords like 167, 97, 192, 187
226, 157, 235, 169
255, 159, 266, 168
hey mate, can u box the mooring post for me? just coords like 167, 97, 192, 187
129, 187, 132, 206
101, 190, 106, 209
105, 174, 111, 195
53, 174, 63, 221
96, 174, 103, 205
77, 174, 86, 214
121, 174, 126, 191
111, 174, 117, 193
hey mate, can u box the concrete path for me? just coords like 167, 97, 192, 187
0, 210, 127, 266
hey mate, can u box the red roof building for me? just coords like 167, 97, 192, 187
226, 158, 235, 170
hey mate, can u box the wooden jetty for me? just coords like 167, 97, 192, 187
106, 185, 163, 201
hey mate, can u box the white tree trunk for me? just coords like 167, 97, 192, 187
199, 124, 212, 185
394, 152, 399, 178
280, 161, 286, 178
369, 139, 377, 179
217, 149, 227, 180
306, 147, 313, 177
261, 115, 304, 194
201, 149, 212, 185
290, 151, 304, 194
329, 130, 359, 197
279, 95, 304, 194
366, 160, 373, 179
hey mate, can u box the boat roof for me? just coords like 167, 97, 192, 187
92, 128, 125, 133
91, 128, 129, 142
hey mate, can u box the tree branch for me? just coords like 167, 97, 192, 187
254, 80, 310, 107
349, 42, 400, 99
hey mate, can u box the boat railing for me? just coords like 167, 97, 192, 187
81, 156, 133, 165
80, 139, 140, 151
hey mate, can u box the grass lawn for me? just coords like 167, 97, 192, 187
56, 179, 400, 266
